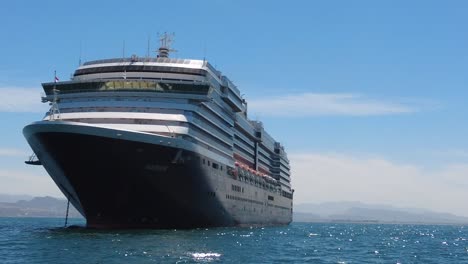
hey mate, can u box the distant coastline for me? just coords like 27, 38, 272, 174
294, 202, 468, 225
1, 195, 467, 225
0, 195, 82, 218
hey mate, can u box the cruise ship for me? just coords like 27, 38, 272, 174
23, 35, 293, 228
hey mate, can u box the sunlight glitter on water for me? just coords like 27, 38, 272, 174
0, 219, 467, 263
191, 252, 222, 261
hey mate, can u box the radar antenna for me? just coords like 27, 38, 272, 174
157, 32, 176, 58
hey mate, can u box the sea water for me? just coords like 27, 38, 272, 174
0, 218, 467, 263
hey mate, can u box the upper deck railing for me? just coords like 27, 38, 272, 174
82, 57, 197, 66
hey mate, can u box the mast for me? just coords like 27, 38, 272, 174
49, 71, 61, 121
157, 32, 176, 58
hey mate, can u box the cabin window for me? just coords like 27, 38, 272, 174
232, 185, 241, 192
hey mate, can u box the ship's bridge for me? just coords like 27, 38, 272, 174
42, 80, 211, 97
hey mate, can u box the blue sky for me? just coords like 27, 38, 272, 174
1, 0, 467, 216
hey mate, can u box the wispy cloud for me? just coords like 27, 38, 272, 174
430, 149, 468, 161
0, 148, 29, 157
249, 93, 419, 117
0, 168, 62, 197
290, 152, 468, 217
0, 87, 47, 113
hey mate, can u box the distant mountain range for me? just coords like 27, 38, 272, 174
294, 201, 468, 224
0, 194, 33, 203
0, 195, 82, 218
1, 195, 467, 224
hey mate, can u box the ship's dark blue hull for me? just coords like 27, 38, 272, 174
24, 122, 292, 229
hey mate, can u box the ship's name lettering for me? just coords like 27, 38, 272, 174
144, 164, 168, 172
